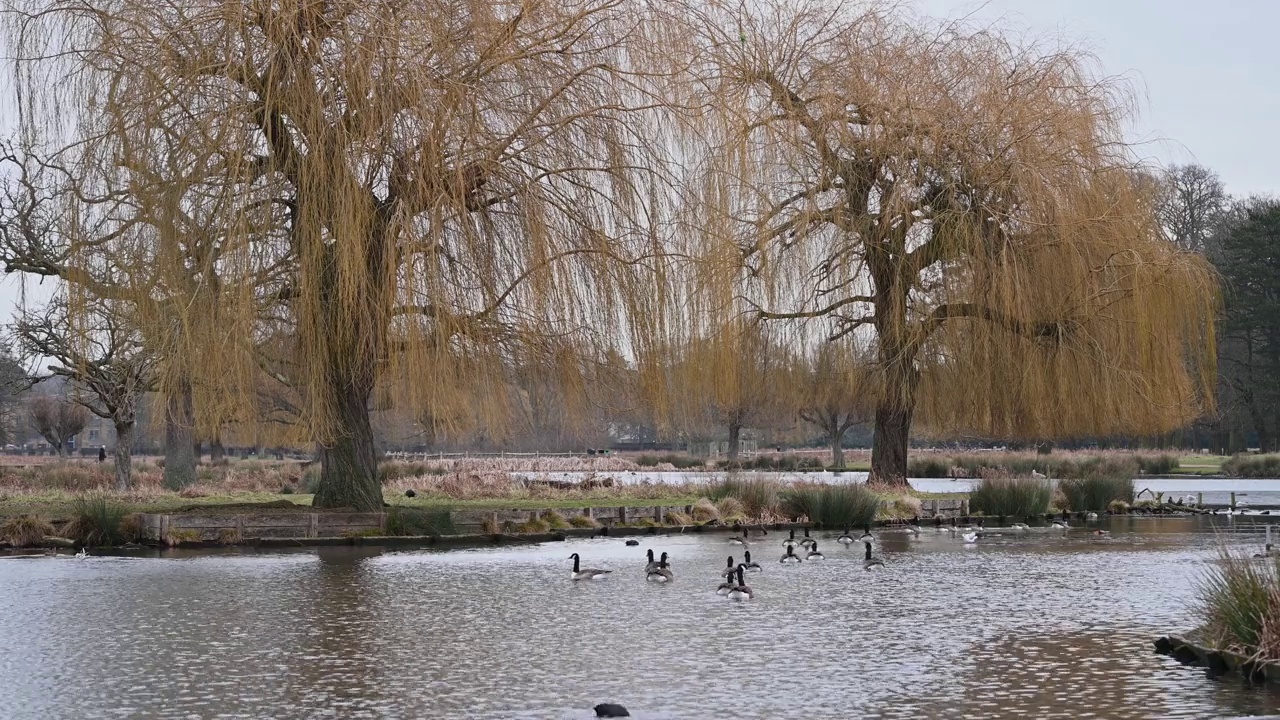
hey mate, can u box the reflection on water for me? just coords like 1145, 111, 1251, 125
3, 518, 1280, 719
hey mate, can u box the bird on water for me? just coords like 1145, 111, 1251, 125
863, 541, 884, 570
780, 545, 802, 564
569, 553, 611, 581
728, 566, 753, 601
742, 550, 762, 572
594, 703, 630, 717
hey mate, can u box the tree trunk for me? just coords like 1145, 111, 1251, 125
163, 377, 196, 489
210, 437, 225, 464
727, 422, 742, 462
55, 441, 66, 458
113, 420, 135, 491
312, 370, 381, 510
870, 402, 912, 485
830, 423, 846, 470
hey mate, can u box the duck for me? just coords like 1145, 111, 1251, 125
625, 539, 639, 546
646, 560, 674, 583
782, 529, 799, 549
75, 548, 88, 559
780, 545, 803, 563
720, 555, 737, 578
742, 550, 762, 572
727, 566, 753, 601
729, 529, 750, 545
806, 542, 825, 561
836, 528, 856, 545
569, 553, 611, 581
862, 541, 884, 570
594, 703, 630, 718
799, 527, 816, 550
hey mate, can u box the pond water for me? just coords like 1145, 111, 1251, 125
3, 517, 1280, 719
515, 471, 1280, 506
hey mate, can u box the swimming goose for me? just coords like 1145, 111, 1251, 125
1011, 522, 1030, 532
645, 551, 668, 574
799, 527, 816, 550
862, 541, 884, 570
780, 545, 803, 564
903, 517, 922, 537
646, 560, 674, 583
594, 703, 630, 718
961, 530, 978, 543
75, 548, 88, 559
729, 529, 750, 545
569, 553, 611, 581
836, 528, 856, 545
782, 529, 799, 549
806, 542, 825, 561
720, 555, 737, 578
1051, 519, 1070, 530
742, 551, 762, 572
716, 572, 736, 595
727, 566, 753, 601
857, 526, 874, 544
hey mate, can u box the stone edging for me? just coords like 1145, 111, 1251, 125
1154, 633, 1280, 684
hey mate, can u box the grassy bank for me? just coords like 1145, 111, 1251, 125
1196, 548, 1280, 662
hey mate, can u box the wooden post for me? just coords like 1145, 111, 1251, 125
1267, 526, 1273, 554
1231, 491, 1237, 508
1198, 492, 1203, 507
618, 506, 628, 524
307, 513, 319, 538
654, 506, 664, 524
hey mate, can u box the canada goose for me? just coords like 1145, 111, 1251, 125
646, 560, 674, 583
728, 566, 753, 601
569, 553, 611, 581
799, 527, 815, 549
1011, 522, 1030, 532
782, 529, 799, 549
806, 542, 825, 561
742, 551, 762, 572
903, 517, 921, 536
836, 528, 855, 545
729, 529, 749, 545
857, 526, 874, 544
780, 545, 803, 563
720, 555, 736, 578
625, 539, 639, 546
75, 548, 88, 559
645, 551, 668, 574
1051, 519, 1069, 530
862, 541, 884, 570
716, 573, 735, 595
594, 702, 630, 718
961, 531, 978, 544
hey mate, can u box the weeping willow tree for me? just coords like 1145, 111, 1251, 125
668, 1, 1218, 484
9, 0, 669, 508
798, 341, 873, 469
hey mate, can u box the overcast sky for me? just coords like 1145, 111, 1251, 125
0, 0, 1275, 323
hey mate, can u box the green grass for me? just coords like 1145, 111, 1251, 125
969, 478, 1053, 517
1178, 454, 1227, 475
62, 494, 135, 546
779, 484, 879, 529
383, 507, 454, 536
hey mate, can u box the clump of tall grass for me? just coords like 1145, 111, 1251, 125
567, 514, 598, 529
1, 514, 55, 547
540, 510, 569, 530
969, 478, 1053, 517
779, 484, 878, 529
62, 494, 135, 546
635, 453, 704, 469
1058, 476, 1135, 512
665, 511, 693, 526
906, 456, 952, 478
691, 498, 719, 523
708, 476, 779, 518
718, 455, 825, 472
714, 496, 745, 520
1222, 454, 1280, 479
384, 507, 454, 536
1134, 454, 1179, 475
1196, 549, 1280, 660
514, 518, 550, 534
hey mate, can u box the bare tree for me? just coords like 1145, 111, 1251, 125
14, 296, 155, 488
1157, 164, 1228, 253
29, 394, 89, 457
799, 343, 872, 469
668, 1, 1219, 484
